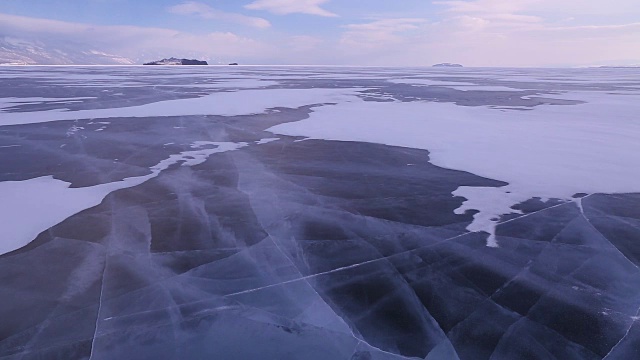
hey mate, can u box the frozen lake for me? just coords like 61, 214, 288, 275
1, 66, 639, 359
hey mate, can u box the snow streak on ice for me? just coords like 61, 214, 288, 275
0, 141, 246, 255
0, 88, 365, 126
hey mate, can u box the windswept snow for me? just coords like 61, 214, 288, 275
0, 97, 97, 110
256, 138, 280, 145
0, 141, 247, 255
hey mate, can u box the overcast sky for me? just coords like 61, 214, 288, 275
1, 0, 639, 66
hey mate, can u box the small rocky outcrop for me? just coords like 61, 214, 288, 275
144, 57, 208, 65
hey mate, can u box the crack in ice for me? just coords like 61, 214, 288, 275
603, 307, 640, 360
578, 199, 640, 272
224, 233, 471, 298
88, 206, 114, 360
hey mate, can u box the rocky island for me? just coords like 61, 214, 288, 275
144, 57, 208, 65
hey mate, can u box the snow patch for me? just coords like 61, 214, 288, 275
0, 88, 365, 127
0, 97, 96, 110
66, 125, 84, 136
453, 186, 527, 247
0, 141, 247, 255
388, 78, 476, 86
448, 85, 528, 92
256, 138, 280, 145
269, 91, 640, 246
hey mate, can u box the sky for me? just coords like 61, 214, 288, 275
0, 0, 639, 66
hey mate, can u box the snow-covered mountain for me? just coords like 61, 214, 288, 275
0, 37, 134, 65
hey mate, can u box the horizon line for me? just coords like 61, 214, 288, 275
2, 64, 637, 69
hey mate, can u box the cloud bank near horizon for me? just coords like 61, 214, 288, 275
0, 0, 639, 66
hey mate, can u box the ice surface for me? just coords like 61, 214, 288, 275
0, 66, 639, 360
0, 141, 246, 255
388, 79, 477, 86
388, 78, 529, 92
447, 85, 528, 92
0, 88, 364, 126
0, 97, 97, 110
270, 90, 640, 245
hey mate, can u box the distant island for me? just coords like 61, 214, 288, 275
144, 57, 208, 65
433, 63, 463, 68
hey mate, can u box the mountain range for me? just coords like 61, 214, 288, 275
0, 36, 134, 65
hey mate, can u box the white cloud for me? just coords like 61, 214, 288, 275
0, 13, 273, 64
416, 0, 640, 66
1, 0, 639, 67
245, 0, 337, 17
327, 3, 640, 68
341, 18, 427, 48
322, 19, 430, 66
168, 2, 271, 29
532, 0, 640, 16
423, 19, 640, 66
435, 0, 537, 14
436, 0, 640, 18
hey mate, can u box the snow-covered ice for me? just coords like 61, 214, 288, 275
255, 138, 280, 145
388, 78, 477, 86
0, 97, 97, 109
0, 88, 365, 126
269, 89, 640, 245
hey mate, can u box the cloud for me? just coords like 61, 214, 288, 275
435, 0, 640, 17
316, 19, 428, 66
245, 0, 337, 17
1, 0, 639, 67
434, 0, 536, 14
0, 12, 273, 64
168, 1, 270, 29
419, 0, 640, 66
341, 18, 427, 47
326, 0, 640, 68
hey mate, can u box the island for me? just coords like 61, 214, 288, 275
433, 63, 463, 68
144, 57, 208, 65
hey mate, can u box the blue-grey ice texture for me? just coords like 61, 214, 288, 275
0, 66, 639, 360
